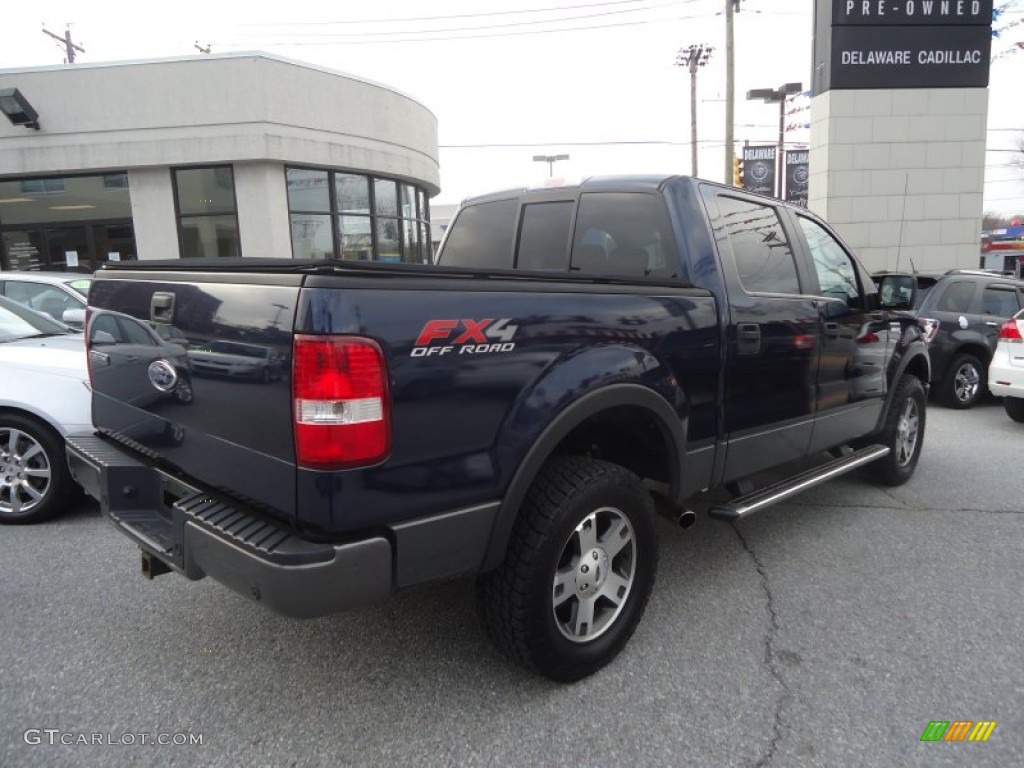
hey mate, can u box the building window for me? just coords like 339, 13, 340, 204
286, 166, 431, 263
0, 173, 136, 272
20, 178, 65, 195
173, 166, 241, 258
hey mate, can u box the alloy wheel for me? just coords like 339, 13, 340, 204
0, 428, 52, 516
894, 397, 920, 467
552, 506, 636, 643
953, 362, 980, 403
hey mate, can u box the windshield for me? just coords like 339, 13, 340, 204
0, 295, 71, 342
65, 278, 92, 298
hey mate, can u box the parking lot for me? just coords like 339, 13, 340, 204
1, 401, 1021, 767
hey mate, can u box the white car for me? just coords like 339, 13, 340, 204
988, 308, 1024, 423
0, 295, 91, 523
0, 271, 91, 327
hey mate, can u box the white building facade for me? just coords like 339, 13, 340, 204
0, 53, 440, 272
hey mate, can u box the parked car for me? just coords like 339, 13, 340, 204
187, 340, 283, 383
89, 310, 194, 407
0, 271, 91, 328
0, 295, 90, 523
988, 308, 1024, 422
874, 269, 1024, 408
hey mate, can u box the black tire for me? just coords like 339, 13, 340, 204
862, 376, 926, 486
1004, 397, 1024, 423
0, 414, 75, 524
939, 353, 985, 409
477, 456, 657, 682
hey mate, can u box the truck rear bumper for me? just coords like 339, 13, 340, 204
66, 435, 393, 618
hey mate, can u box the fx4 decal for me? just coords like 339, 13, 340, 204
412, 319, 518, 357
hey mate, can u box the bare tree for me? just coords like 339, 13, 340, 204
983, 212, 1013, 230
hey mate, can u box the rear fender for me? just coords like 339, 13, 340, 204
483, 346, 686, 570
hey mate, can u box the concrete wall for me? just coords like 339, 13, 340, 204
808, 88, 987, 272
234, 162, 292, 260
126, 167, 179, 261
0, 52, 439, 192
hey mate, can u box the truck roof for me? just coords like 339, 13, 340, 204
460, 174, 694, 206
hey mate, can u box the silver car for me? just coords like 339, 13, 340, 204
0, 271, 91, 328
0, 295, 91, 524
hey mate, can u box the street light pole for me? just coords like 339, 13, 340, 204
675, 44, 713, 177
532, 154, 569, 178
746, 82, 802, 199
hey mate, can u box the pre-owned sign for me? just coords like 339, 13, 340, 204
832, 0, 993, 25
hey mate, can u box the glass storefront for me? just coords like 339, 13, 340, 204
0, 173, 136, 272
173, 166, 241, 258
286, 166, 431, 264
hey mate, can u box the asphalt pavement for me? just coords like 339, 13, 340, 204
1, 400, 1021, 767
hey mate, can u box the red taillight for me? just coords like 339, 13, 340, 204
292, 335, 390, 469
998, 319, 1023, 342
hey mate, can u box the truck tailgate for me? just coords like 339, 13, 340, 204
87, 271, 302, 523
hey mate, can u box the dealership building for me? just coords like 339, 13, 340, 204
0, 53, 439, 272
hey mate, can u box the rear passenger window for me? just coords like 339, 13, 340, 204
797, 216, 863, 308
717, 196, 800, 294
516, 202, 573, 271
570, 193, 678, 279
935, 282, 976, 313
439, 199, 517, 269
982, 286, 1021, 316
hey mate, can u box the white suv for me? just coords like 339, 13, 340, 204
988, 308, 1024, 422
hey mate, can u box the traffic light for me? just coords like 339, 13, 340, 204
732, 155, 743, 187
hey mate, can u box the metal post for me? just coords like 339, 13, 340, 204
725, 0, 735, 185
690, 61, 699, 176
778, 97, 786, 199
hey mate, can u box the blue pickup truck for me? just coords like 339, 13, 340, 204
67, 175, 929, 681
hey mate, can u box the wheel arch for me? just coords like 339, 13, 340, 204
482, 383, 685, 571
875, 347, 930, 433
0, 405, 68, 440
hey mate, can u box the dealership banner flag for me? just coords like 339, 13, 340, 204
742, 145, 776, 197
785, 150, 809, 208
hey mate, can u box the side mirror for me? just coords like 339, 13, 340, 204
62, 308, 86, 327
877, 275, 916, 309
91, 330, 117, 346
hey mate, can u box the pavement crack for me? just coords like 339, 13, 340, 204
732, 523, 788, 768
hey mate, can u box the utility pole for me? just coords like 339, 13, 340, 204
42, 26, 85, 64
675, 44, 713, 177
724, 1, 741, 185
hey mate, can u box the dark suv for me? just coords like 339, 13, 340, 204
875, 269, 1024, 408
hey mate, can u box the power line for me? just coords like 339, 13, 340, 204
233, 0, 662, 27
439, 139, 728, 148
237, 1, 689, 39
215, 6, 714, 45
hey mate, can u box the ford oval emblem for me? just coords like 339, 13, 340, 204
148, 359, 179, 392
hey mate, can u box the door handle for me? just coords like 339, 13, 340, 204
823, 322, 840, 337
736, 323, 761, 355
985, 321, 1000, 327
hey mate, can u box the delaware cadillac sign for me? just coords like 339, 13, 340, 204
814, 0, 992, 91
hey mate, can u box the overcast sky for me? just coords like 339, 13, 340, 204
2, 0, 1022, 214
